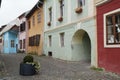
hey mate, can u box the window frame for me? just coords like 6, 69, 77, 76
59, 0, 64, 17
60, 32, 65, 47
49, 7, 52, 22
11, 40, 15, 48
23, 39, 25, 49
48, 35, 52, 47
37, 11, 41, 23
77, 0, 85, 8
20, 22, 26, 32
104, 8, 120, 48
19, 40, 22, 49
32, 16, 35, 26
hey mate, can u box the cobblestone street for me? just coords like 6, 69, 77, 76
0, 54, 120, 80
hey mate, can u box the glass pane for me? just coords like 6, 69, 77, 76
107, 25, 114, 43
115, 13, 120, 24
78, 0, 82, 7
115, 13, 120, 43
106, 16, 113, 25
106, 16, 114, 43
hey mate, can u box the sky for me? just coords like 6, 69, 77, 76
0, 0, 38, 27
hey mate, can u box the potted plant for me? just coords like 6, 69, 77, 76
19, 55, 40, 76
75, 7, 83, 14
47, 21, 51, 26
58, 16, 63, 22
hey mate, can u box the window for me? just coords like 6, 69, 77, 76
49, 7, 52, 22
104, 9, 120, 47
29, 35, 40, 46
20, 22, 25, 32
47, 7, 52, 26
48, 35, 52, 47
11, 40, 14, 48
59, 0, 64, 17
37, 11, 41, 23
20, 40, 22, 49
29, 37, 34, 46
23, 39, 25, 49
60, 33, 65, 47
75, 0, 85, 13
106, 13, 120, 44
78, 0, 85, 7
36, 34, 40, 46
32, 16, 35, 26
28, 21, 31, 29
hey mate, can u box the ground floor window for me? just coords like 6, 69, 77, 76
104, 9, 120, 47
23, 39, 25, 49
48, 35, 52, 47
29, 34, 40, 46
19, 40, 22, 49
11, 40, 15, 48
60, 32, 65, 47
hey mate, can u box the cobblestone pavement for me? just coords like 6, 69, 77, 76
0, 54, 120, 80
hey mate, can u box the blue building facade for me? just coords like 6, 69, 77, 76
2, 25, 18, 54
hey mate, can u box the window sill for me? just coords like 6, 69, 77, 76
104, 44, 120, 48
58, 17, 63, 22
75, 7, 83, 14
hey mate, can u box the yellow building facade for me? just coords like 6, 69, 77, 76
26, 2, 44, 55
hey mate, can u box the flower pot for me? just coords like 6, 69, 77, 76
47, 22, 51, 26
75, 7, 83, 14
58, 17, 63, 22
19, 63, 36, 76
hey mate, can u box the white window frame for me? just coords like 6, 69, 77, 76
48, 35, 52, 47
59, 32, 65, 47
104, 8, 120, 48
77, 0, 85, 8
37, 11, 41, 23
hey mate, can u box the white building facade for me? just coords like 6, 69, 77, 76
44, 0, 97, 66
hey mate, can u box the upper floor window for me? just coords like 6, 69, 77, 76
75, 0, 85, 14
47, 7, 52, 26
78, 0, 85, 7
60, 32, 65, 47
104, 9, 120, 47
20, 22, 25, 32
58, 0, 64, 22
59, 0, 64, 17
49, 7, 52, 22
28, 21, 31, 29
32, 16, 35, 26
37, 11, 41, 23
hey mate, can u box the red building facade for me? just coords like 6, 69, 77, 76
96, 0, 120, 74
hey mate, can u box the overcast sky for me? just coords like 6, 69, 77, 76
0, 0, 38, 27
